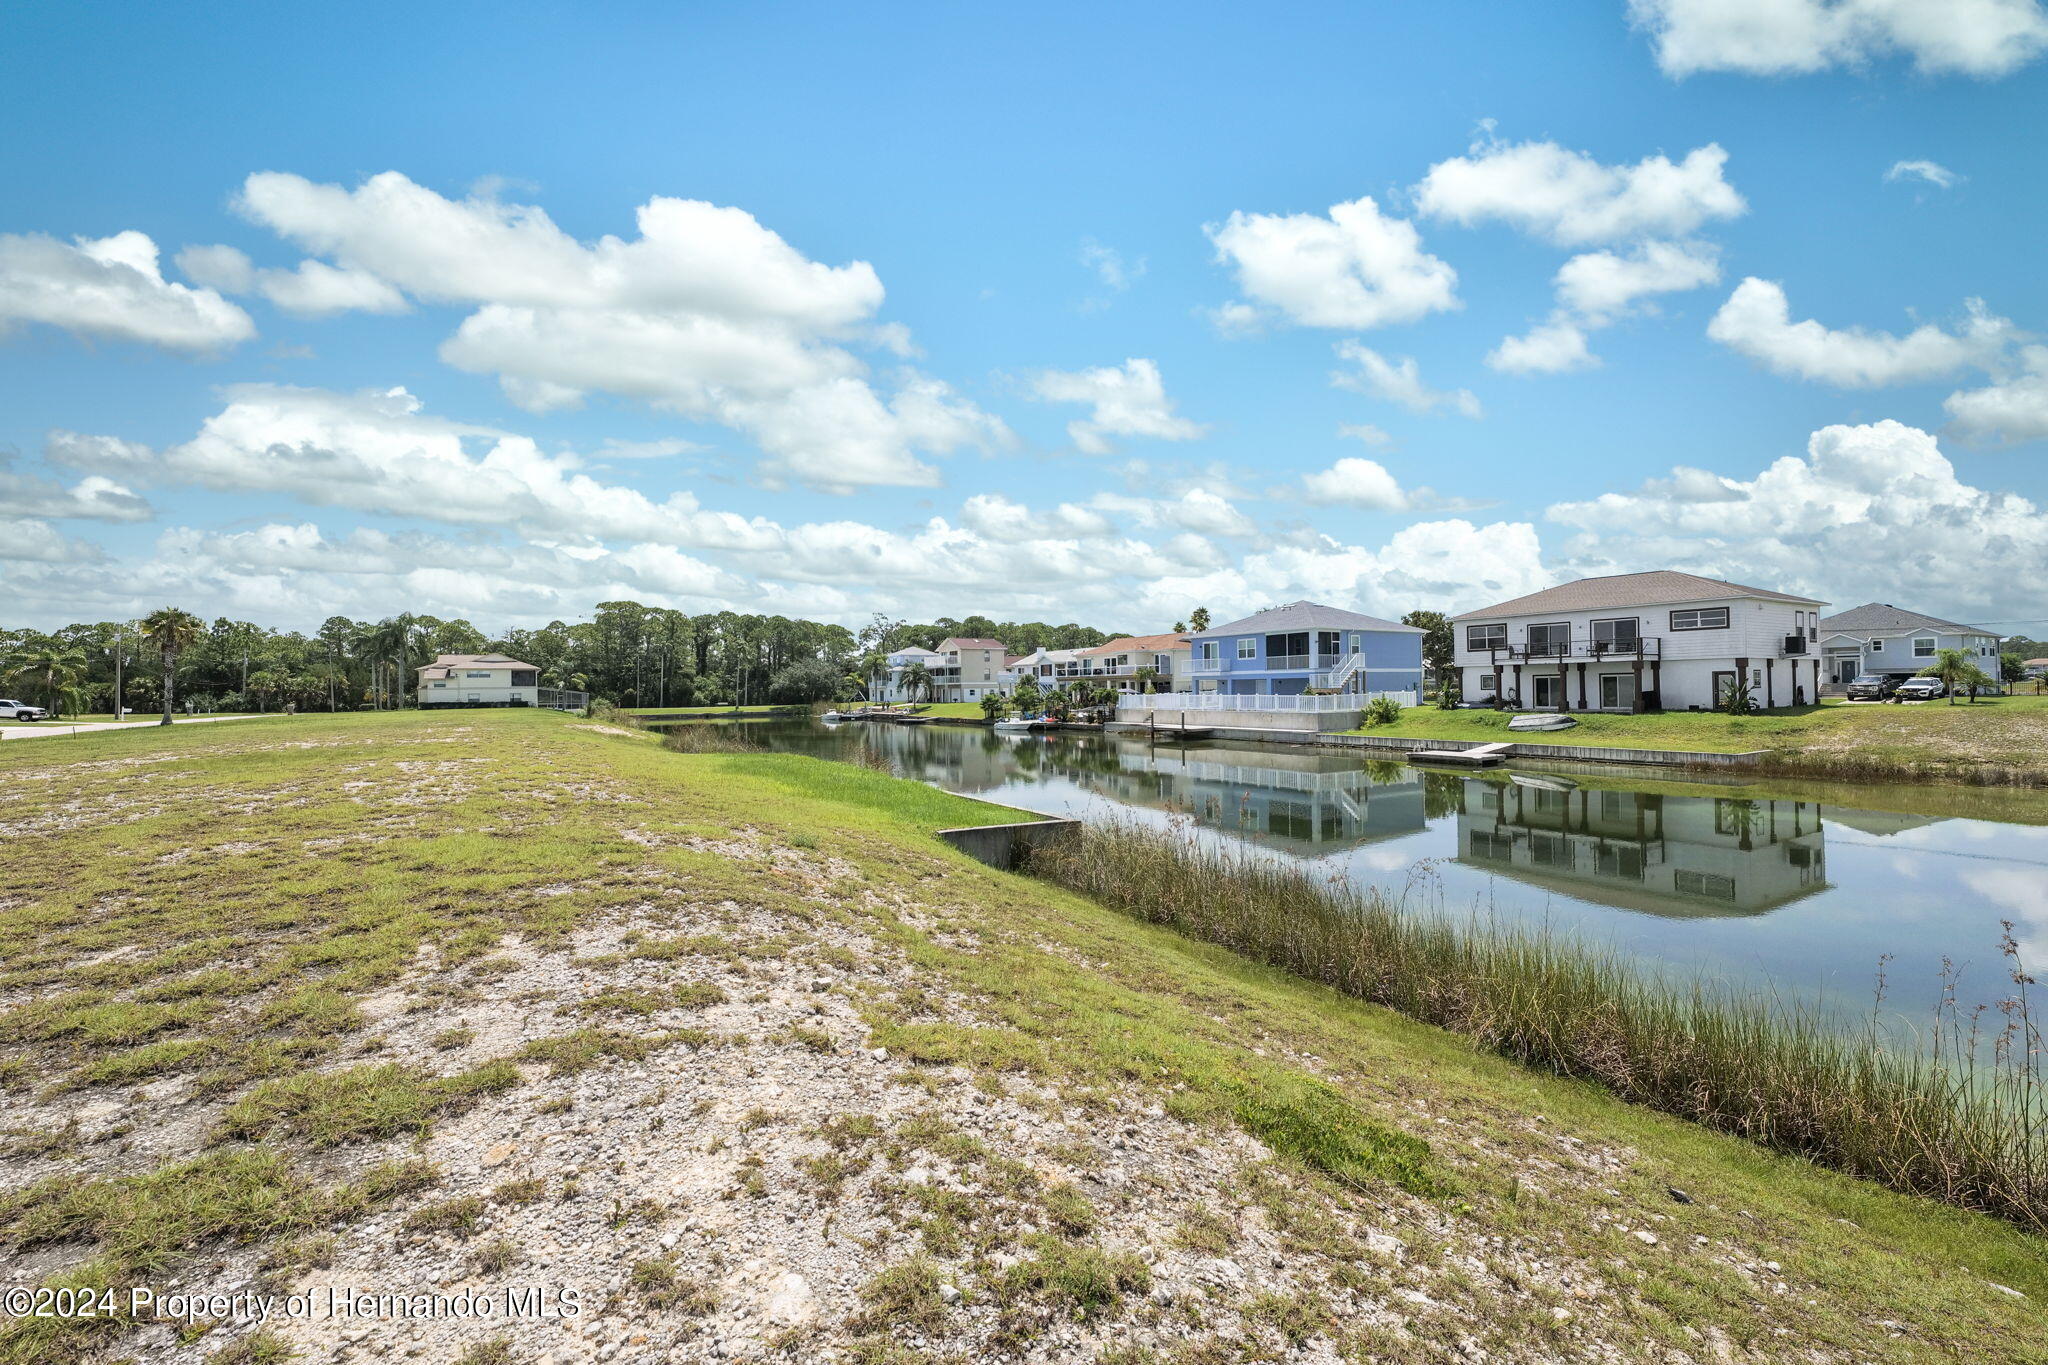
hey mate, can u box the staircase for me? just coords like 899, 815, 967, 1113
1312, 654, 1366, 691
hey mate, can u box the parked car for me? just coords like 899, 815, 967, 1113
0, 698, 48, 721
1895, 676, 1946, 701
1843, 674, 1898, 701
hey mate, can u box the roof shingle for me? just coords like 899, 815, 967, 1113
1452, 571, 1824, 621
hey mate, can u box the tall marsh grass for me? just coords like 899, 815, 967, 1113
660, 723, 768, 754
1031, 817, 2048, 1231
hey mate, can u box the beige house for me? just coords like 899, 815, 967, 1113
417, 654, 587, 710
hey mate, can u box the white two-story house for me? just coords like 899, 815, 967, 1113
1452, 571, 1829, 713
1816, 603, 2002, 687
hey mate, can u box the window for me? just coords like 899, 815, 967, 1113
1674, 869, 1737, 902
1869, 639, 1885, 652
1469, 830, 1514, 862
1591, 618, 1639, 652
464, 670, 494, 678
1235, 638, 1256, 659
1913, 638, 1936, 658
1466, 623, 1507, 651
1595, 846, 1644, 880
1669, 607, 1730, 631
1526, 622, 1570, 656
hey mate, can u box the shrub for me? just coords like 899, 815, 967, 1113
1362, 695, 1404, 726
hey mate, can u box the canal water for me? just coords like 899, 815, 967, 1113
702, 718, 2048, 1025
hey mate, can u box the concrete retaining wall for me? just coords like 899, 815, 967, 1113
1185, 727, 1768, 769
1113, 706, 1361, 734
935, 818, 1081, 870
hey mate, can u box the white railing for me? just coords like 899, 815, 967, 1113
1190, 657, 1223, 672
1120, 690, 1416, 714
1311, 654, 1366, 690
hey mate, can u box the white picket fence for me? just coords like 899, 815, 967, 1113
1120, 690, 1417, 715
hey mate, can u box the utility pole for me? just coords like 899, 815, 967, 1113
112, 631, 124, 719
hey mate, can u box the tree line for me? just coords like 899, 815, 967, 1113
0, 605, 1125, 716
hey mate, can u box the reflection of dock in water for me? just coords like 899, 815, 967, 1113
1453, 777, 1828, 919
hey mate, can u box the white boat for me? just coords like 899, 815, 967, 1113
992, 717, 1042, 732
821, 710, 847, 722
1507, 713, 1577, 732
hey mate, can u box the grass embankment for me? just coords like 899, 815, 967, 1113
2, 711, 2045, 1361
1354, 695, 2048, 784
1034, 819, 2047, 1232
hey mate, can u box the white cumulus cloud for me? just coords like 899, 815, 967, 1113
1629, 0, 2048, 79
0, 230, 255, 352
1205, 196, 1459, 331
1945, 345, 2048, 442
1707, 277, 2015, 386
223, 171, 1007, 489
1413, 138, 1745, 247
1487, 319, 1598, 375
1029, 358, 1208, 454
1546, 419, 2047, 618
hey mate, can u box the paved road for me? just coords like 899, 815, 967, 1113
0, 715, 279, 742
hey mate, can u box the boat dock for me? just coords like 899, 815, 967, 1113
1407, 741, 1512, 767
1107, 722, 1217, 741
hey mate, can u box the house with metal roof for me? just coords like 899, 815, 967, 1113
1183, 601, 1424, 697
1815, 603, 2002, 688
1451, 571, 1828, 713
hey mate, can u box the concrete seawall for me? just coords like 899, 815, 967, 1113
934, 793, 1081, 870
1159, 727, 1770, 769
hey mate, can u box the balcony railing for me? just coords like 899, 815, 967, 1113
1191, 657, 1223, 672
1483, 637, 1663, 662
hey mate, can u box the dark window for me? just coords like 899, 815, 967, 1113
1466, 623, 1506, 651
1526, 623, 1570, 656
1670, 607, 1730, 631
1591, 618, 1639, 648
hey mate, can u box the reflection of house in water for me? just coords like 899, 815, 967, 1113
1454, 777, 1828, 918
1818, 807, 1943, 839
1090, 742, 1428, 855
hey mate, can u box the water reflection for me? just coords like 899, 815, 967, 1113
1452, 778, 1827, 919
714, 717, 2044, 1017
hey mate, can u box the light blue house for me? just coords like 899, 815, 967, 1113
1184, 601, 1425, 697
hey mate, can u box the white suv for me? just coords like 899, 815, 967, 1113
0, 698, 49, 721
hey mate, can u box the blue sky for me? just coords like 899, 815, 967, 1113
4, 1, 2047, 636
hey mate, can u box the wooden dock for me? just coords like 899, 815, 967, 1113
1108, 722, 1217, 741
1407, 741, 1512, 767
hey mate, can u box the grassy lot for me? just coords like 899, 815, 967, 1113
1, 710, 2043, 1361
1353, 695, 2048, 782
7, 713, 258, 725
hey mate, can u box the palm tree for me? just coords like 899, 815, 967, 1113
901, 661, 933, 705
1920, 648, 1980, 706
8, 644, 89, 718
141, 608, 204, 726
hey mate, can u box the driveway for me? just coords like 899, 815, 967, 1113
0, 715, 279, 742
